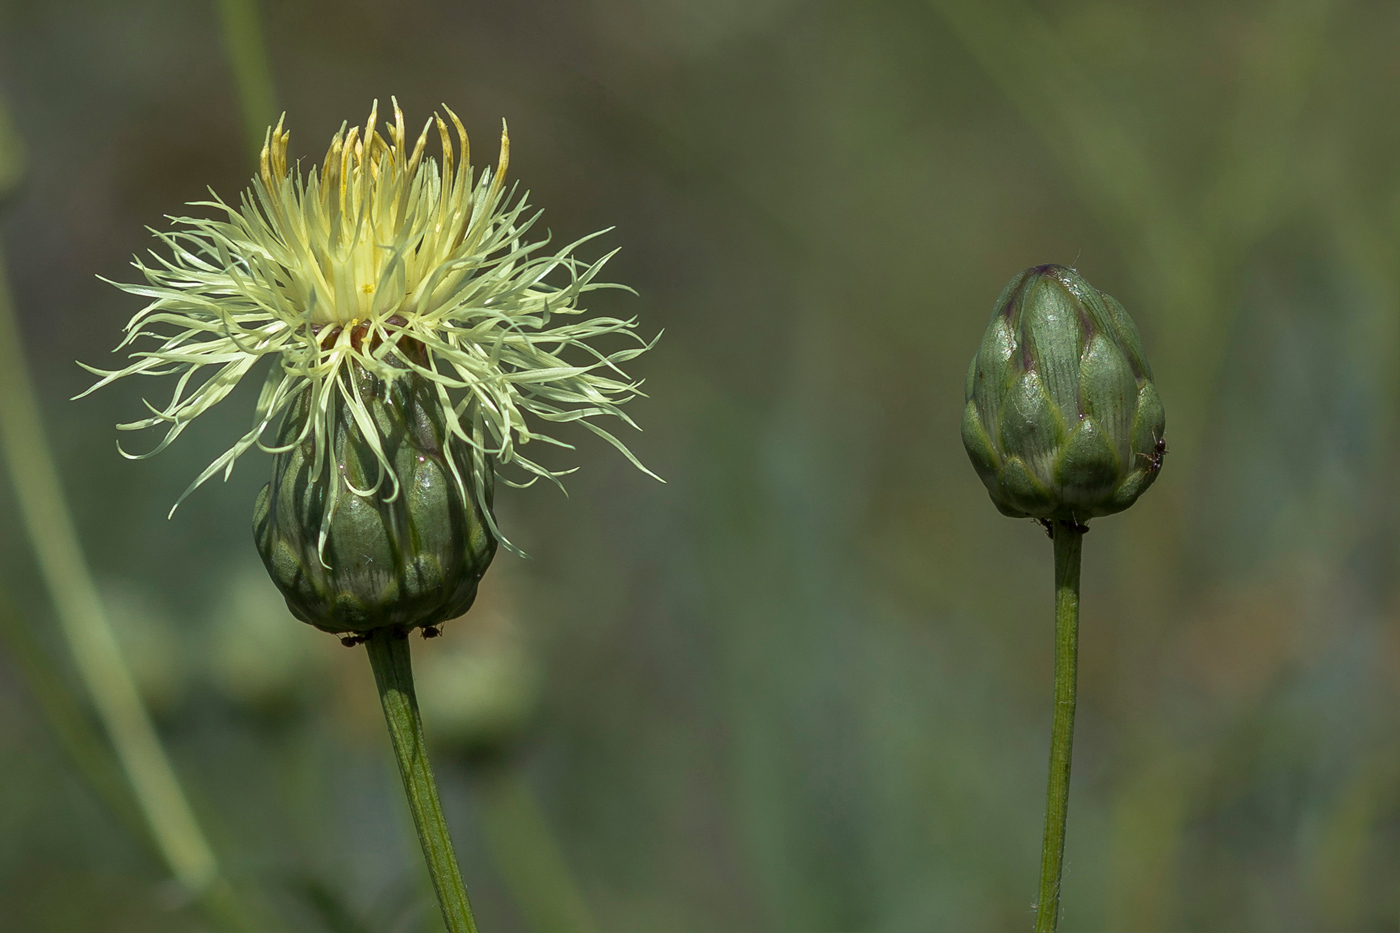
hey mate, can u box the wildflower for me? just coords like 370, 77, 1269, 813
84, 98, 652, 518
961, 263, 1164, 524
960, 263, 1165, 930
82, 101, 654, 631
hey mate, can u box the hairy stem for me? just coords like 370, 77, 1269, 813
365, 630, 478, 933
1036, 523, 1083, 932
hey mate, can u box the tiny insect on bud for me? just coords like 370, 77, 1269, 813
961, 264, 1165, 524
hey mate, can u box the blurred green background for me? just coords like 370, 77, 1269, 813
1, 0, 1399, 929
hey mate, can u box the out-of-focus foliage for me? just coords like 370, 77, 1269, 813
1, 0, 1399, 930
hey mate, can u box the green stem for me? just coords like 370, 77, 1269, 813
365, 630, 479, 933
1036, 523, 1083, 932
476, 766, 599, 933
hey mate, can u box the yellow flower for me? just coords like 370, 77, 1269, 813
81, 99, 655, 536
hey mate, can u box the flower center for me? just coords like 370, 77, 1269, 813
312, 315, 426, 364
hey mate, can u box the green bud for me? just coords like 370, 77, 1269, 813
962, 264, 1165, 523
254, 339, 497, 636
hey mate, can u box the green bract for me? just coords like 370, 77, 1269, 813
254, 339, 496, 635
961, 264, 1165, 523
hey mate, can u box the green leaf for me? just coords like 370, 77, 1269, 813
1098, 291, 1151, 380
1130, 380, 1166, 461
973, 314, 1017, 423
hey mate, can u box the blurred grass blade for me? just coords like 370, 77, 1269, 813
0, 94, 24, 202
927, 0, 1169, 246
0, 594, 266, 928
0, 244, 226, 897
216, 0, 278, 158
477, 767, 600, 933
0, 593, 147, 842
292, 877, 376, 933
0, 99, 256, 930
929, 0, 1333, 462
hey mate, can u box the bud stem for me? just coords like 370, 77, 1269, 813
1036, 523, 1083, 932
365, 630, 479, 933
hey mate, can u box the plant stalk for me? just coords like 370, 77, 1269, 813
1036, 522, 1083, 932
365, 629, 479, 933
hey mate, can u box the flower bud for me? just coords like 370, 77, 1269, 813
254, 337, 497, 635
961, 264, 1165, 523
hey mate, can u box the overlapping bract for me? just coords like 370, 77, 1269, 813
82, 100, 654, 547
255, 356, 496, 634
961, 264, 1165, 522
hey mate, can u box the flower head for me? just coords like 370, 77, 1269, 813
82, 100, 655, 541
961, 264, 1164, 523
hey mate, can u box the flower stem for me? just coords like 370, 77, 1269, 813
365, 629, 479, 933
1036, 522, 1083, 932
